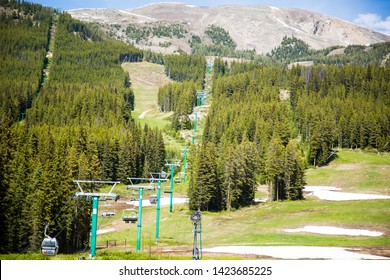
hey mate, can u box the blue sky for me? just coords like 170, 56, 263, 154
30, 0, 390, 35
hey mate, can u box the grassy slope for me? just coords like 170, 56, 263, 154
69, 68, 390, 259
306, 150, 390, 194
4, 68, 389, 260
92, 149, 390, 253
122, 61, 189, 152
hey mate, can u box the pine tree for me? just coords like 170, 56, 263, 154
284, 141, 305, 200
265, 136, 285, 201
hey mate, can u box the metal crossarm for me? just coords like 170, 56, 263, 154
72, 180, 120, 258
73, 180, 120, 196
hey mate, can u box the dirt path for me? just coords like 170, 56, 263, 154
138, 109, 152, 119
122, 61, 172, 127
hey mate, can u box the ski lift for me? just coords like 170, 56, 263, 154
41, 223, 59, 256
122, 209, 138, 223
174, 177, 181, 184
163, 186, 172, 194
41, 237, 59, 256
149, 194, 158, 204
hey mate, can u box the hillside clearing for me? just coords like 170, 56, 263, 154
122, 61, 172, 128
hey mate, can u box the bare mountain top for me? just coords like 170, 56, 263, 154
69, 3, 390, 54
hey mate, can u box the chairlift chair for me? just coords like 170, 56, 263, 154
122, 209, 138, 224
174, 177, 181, 183
163, 186, 172, 194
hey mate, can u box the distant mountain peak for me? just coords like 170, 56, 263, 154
69, 3, 390, 55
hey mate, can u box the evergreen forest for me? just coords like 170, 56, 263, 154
188, 61, 389, 211
0, 0, 389, 257
0, 1, 165, 254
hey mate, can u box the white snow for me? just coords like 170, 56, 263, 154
118, 10, 155, 21
96, 228, 115, 235
205, 186, 390, 259
126, 197, 189, 207
303, 186, 390, 201
276, 18, 303, 33
284, 226, 383, 237
203, 246, 389, 260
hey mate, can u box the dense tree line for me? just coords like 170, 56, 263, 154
0, 1, 52, 123
269, 36, 310, 63
205, 25, 237, 48
213, 58, 265, 79
269, 36, 390, 66
157, 81, 197, 130
0, 4, 165, 254
188, 66, 305, 210
188, 61, 389, 210
155, 54, 205, 131
164, 53, 206, 86
125, 22, 188, 43
291, 64, 390, 165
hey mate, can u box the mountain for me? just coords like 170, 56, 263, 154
68, 3, 389, 55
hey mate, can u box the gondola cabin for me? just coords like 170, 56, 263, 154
149, 194, 158, 204
41, 237, 59, 256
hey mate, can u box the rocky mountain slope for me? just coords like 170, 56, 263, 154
69, 2, 390, 54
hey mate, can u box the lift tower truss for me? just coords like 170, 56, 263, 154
127, 177, 167, 251
73, 180, 120, 258
164, 160, 180, 212
149, 172, 169, 244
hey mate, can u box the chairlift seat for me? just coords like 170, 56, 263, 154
122, 216, 138, 223
101, 211, 115, 217
122, 209, 137, 223
163, 187, 172, 193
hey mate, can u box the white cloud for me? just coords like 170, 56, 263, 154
354, 13, 390, 36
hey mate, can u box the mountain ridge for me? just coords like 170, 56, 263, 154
69, 2, 390, 55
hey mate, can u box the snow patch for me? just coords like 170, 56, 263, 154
203, 246, 389, 260
118, 10, 155, 21
284, 226, 383, 237
304, 186, 390, 201
276, 18, 303, 33
126, 197, 189, 207
97, 228, 115, 235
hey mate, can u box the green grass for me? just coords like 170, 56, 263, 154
4, 65, 390, 259
88, 197, 390, 256
122, 62, 173, 131
62, 148, 390, 260
89, 149, 390, 257
305, 150, 390, 194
